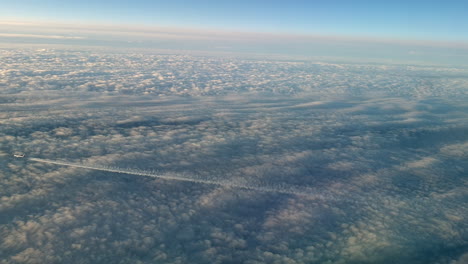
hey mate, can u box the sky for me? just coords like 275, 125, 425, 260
1, 0, 467, 42
1, 2, 468, 263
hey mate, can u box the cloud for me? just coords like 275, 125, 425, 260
2, 48, 468, 99
2, 20, 468, 65
440, 141, 468, 158
404, 157, 439, 169
0, 33, 86, 39
2, 20, 468, 48
0, 48, 467, 263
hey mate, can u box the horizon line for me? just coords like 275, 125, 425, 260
2, 19, 468, 50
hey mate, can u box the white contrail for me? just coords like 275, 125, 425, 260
29, 157, 340, 200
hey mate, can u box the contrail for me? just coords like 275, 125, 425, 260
29, 157, 340, 201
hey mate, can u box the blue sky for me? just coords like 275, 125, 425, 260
1, 0, 467, 42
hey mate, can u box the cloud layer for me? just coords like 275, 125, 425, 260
1, 21, 468, 65
0, 48, 467, 263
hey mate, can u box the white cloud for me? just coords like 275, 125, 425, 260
0, 48, 467, 263
0, 33, 86, 39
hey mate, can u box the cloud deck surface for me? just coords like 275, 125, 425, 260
0, 48, 467, 263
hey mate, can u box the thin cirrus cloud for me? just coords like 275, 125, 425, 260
0, 33, 86, 39
1, 20, 468, 66
2, 20, 468, 46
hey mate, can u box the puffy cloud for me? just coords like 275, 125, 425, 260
0, 48, 467, 263
1, 48, 468, 98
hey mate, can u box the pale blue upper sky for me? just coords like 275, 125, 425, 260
1, 0, 467, 42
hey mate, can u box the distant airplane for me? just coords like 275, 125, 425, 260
13, 153, 25, 158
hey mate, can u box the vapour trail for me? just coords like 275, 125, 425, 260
29, 157, 340, 201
